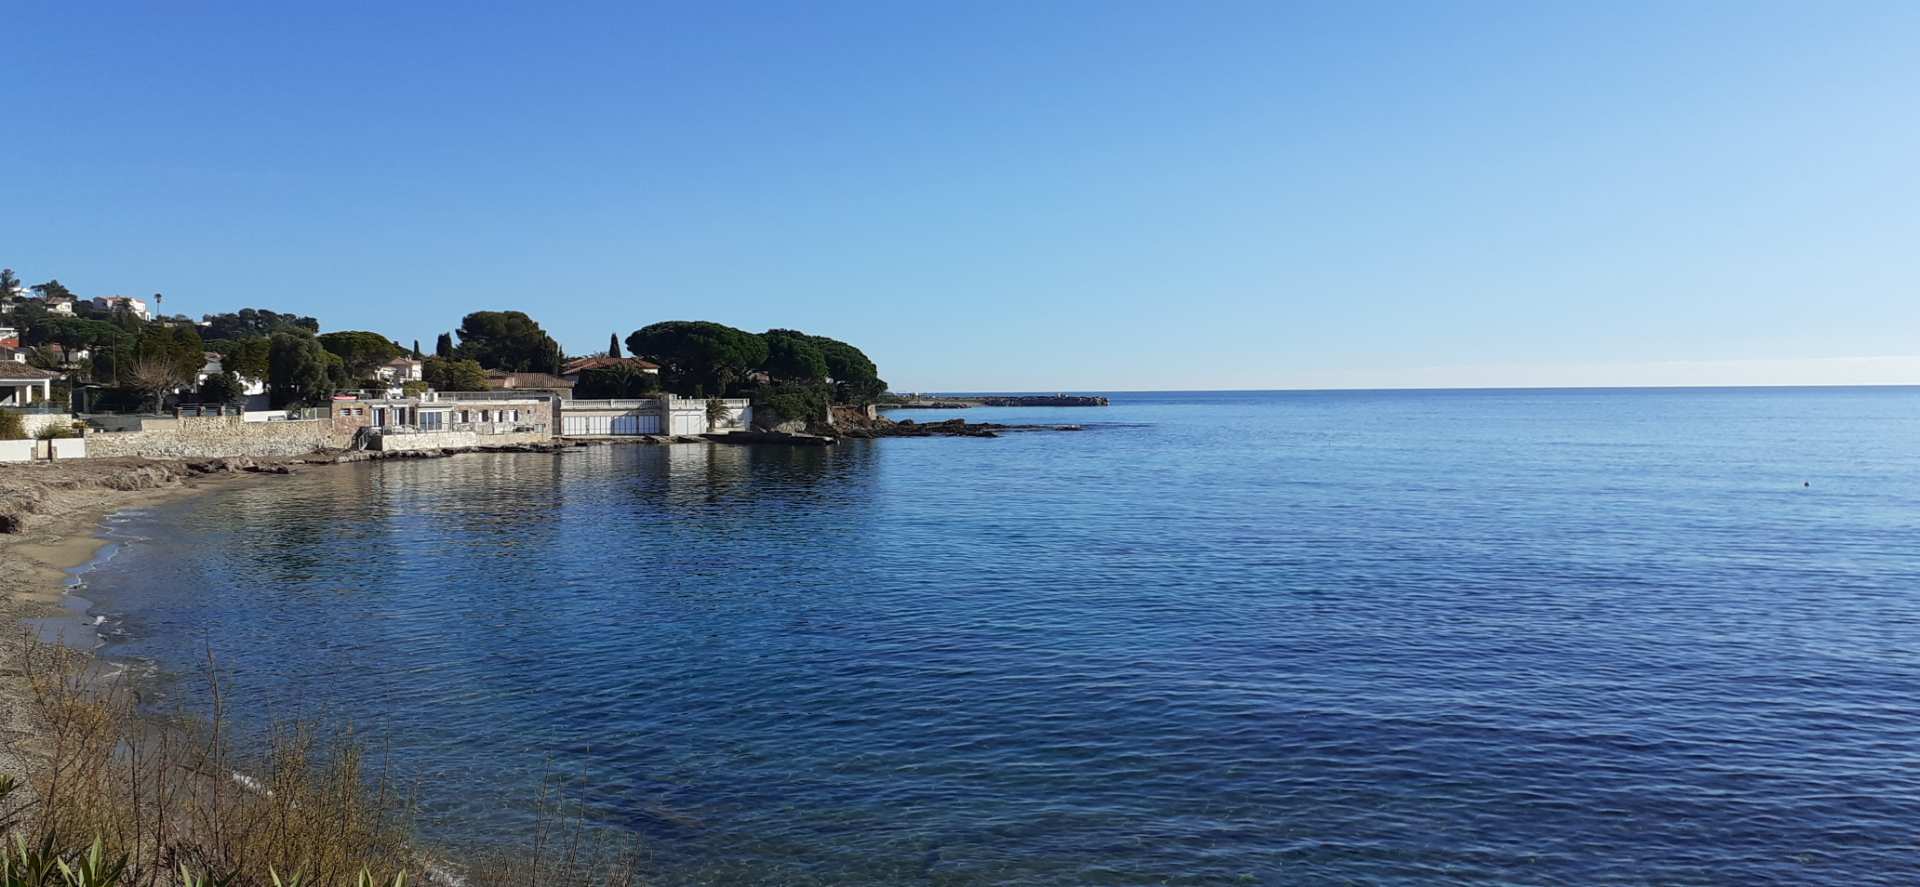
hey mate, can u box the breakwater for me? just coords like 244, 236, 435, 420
886, 394, 1109, 408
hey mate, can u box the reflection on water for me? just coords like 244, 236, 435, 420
73, 390, 1920, 885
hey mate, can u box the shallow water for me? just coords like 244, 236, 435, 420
77, 388, 1920, 884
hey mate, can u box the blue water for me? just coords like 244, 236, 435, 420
77, 388, 1920, 884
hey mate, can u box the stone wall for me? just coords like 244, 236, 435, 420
368, 430, 552, 452
86, 416, 352, 459
22, 413, 81, 438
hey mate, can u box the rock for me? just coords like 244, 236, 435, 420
706, 431, 835, 446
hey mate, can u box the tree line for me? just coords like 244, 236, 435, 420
1, 268, 887, 413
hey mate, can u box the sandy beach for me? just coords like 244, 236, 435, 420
0, 459, 275, 789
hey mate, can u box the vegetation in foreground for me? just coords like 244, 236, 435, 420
2, 641, 644, 886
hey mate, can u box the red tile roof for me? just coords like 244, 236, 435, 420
0, 363, 58, 380
485, 372, 574, 389
562, 356, 658, 375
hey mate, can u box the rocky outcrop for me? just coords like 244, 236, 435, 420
751, 413, 812, 435
0, 459, 198, 534
835, 416, 1084, 439
706, 431, 835, 446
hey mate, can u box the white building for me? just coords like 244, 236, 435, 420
376, 356, 424, 383
195, 352, 268, 396
90, 295, 151, 320
0, 363, 57, 407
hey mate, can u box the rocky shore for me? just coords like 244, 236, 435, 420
830, 409, 1082, 439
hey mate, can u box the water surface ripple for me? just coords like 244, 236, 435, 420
82, 389, 1920, 884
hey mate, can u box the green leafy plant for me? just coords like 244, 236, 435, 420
755, 382, 830, 429
0, 410, 24, 441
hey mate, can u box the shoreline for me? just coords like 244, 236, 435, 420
0, 461, 273, 792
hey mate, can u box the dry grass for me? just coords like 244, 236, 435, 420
456, 780, 646, 887
4, 640, 416, 885
1, 639, 659, 886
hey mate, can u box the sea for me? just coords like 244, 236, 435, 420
65, 388, 1920, 884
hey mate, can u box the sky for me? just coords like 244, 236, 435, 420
3, 1, 1918, 392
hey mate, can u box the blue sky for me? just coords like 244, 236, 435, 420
4, 1, 1918, 391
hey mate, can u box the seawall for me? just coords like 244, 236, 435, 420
84, 416, 352, 460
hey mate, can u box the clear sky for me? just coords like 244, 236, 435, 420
4, 1, 1918, 391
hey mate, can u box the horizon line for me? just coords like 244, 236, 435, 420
910, 382, 1920, 396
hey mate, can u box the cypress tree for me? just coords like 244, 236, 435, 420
412, 339, 423, 359
434, 332, 454, 359
608, 333, 621, 358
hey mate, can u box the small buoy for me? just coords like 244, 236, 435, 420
1804, 482, 1810, 487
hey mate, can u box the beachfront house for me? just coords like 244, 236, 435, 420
0, 363, 58, 407
326, 390, 554, 451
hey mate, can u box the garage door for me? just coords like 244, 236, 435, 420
562, 414, 662, 435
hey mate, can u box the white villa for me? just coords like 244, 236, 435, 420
376, 356, 424, 383
90, 295, 151, 320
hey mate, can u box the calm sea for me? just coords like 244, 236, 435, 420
75, 388, 1920, 884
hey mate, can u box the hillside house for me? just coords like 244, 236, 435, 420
90, 295, 151, 320
377, 356, 424, 383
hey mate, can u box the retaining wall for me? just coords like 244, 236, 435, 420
369, 430, 552, 452
85, 416, 351, 459
22, 413, 80, 438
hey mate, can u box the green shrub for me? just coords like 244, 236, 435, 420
0, 409, 23, 441
34, 423, 74, 440
754, 382, 830, 428
574, 365, 660, 399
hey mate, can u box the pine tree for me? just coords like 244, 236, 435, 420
608, 333, 621, 358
